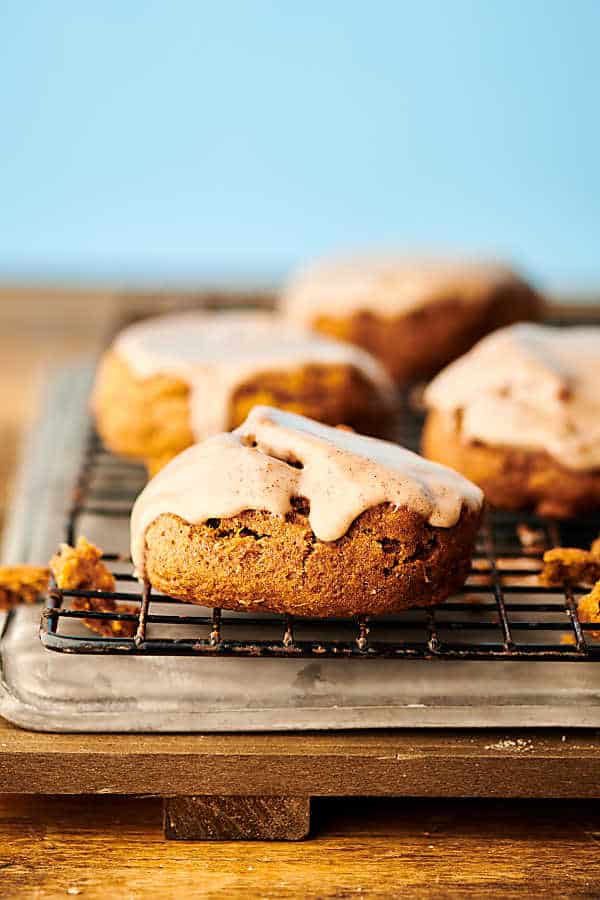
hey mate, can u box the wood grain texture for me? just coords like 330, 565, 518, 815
0, 793, 599, 898
1, 718, 600, 799
163, 795, 311, 840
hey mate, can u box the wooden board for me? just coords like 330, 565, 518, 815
164, 795, 311, 841
1, 717, 600, 799
3, 717, 600, 840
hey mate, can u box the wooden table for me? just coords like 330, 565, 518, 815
1, 793, 599, 897
1, 716, 600, 897
1, 286, 600, 896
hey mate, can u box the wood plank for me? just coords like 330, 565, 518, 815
0, 793, 598, 897
163, 795, 311, 841
1, 719, 599, 798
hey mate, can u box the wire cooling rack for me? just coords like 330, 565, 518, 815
40, 397, 600, 661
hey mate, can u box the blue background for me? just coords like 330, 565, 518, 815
1, 1, 599, 288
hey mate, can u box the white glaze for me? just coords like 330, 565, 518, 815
131, 406, 483, 571
114, 310, 395, 438
282, 254, 523, 323
425, 323, 600, 470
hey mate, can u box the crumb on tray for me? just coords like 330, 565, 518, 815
539, 546, 600, 588
539, 535, 600, 644
49, 536, 137, 638
574, 580, 600, 641
69, 594, 138, 638
0, 566, 49, 610
50, 536, 115, 592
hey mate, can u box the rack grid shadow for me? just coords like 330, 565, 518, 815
41, 402, 600, 661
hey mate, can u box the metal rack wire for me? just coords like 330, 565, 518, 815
40, 397, 600, 661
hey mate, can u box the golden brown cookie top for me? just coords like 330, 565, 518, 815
282, 254, 525, 323
425, 323, 600, 471
112, 310, 395, 438
130, 406, 483, 571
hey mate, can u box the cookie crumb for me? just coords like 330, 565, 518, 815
575, 581, 600, 640
50, 536, 115, 592
539, 547, 600, 587
485, 738, 534, 752
0, 565, 49, 610
49, 537, 137, 638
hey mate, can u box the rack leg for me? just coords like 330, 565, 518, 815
163, 795, 311, 841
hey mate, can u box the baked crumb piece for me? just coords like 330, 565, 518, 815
0, 566, 49, 610
576, 581, 600, 640
542, 537, 600, 643
50, 536, 115, 592
69, 595, 138, 638
49, 537, 137, 638
539, 547, 600, 587
562, 581, 600, 645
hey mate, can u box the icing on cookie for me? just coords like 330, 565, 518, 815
131, 405, 482, 570
115, 310, 395, 438
425, 323, 600, 471
282, 255, 525, 323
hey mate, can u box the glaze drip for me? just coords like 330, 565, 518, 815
130, 406, 483, 571
425, 323, 600, 470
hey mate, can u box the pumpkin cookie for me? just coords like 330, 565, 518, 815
423, 324, 600, 516
131, 406, 483, 617
281, 255, 542, 382
93, 310, 395, 474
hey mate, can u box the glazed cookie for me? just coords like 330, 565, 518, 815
131, 406, 483, 617
93, 310, 395, 473
422, 324, 600, 517
281, 255, 542, 382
